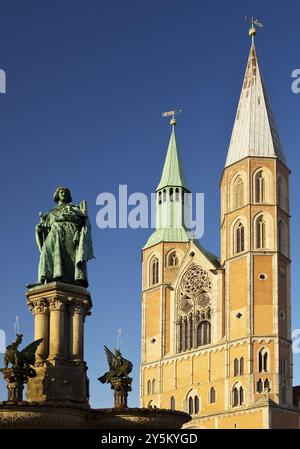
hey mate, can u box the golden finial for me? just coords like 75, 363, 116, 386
249, 17, 256, 39
245, 17, 263, 43
162, 109, 181, 126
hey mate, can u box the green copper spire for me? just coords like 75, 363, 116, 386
156, 124, 190, 192
143, 120, 191, 249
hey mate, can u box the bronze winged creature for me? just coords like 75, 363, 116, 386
2, 334, 43, 378
98, 346, 133, 384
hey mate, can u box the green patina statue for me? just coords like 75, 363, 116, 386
32, 186, 94, 288
98, 346, 133, 384
1, 334, 43, 378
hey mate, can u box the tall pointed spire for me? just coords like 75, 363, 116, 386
143, 119, 191, 249
225, 31, 286, 168
156, 123, 190, 192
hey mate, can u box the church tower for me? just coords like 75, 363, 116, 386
141, 117, 191, 371
220, 27, 292, 412
140, 25, 300, 428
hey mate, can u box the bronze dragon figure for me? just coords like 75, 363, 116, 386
98, 346, 133, 384
1, 334, 43, 378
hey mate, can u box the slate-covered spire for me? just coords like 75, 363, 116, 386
225, 38, 286, 168
156, 123, 190, 192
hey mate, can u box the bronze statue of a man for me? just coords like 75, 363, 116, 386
34, 186, 94, 288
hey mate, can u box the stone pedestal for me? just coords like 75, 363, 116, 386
1, 368, 29, 402
26, 282, 92, 406
111, 378, 132, 409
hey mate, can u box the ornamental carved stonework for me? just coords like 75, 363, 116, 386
68, 297, 91, 316
179, 264, 211, 309
196, 291, 210, 308
178, 264, 212, 319
32, 298, 49, 314
181, 264, 211, 297
48, 296, 66, 312
70, 305, 84, 315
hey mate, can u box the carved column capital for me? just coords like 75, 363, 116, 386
82, 299, 92, 316
68, 297, 91, 317
49, 296, 66, 312
29, 298, 49, 315
70, 304, 84, 315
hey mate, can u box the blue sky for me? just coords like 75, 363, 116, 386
0, 0, 299, 408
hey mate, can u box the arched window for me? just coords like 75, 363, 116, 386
184, 317, 188, 351
277, 177, 283, 209
189, 314, 193, 350
282, 358, 287, 374
197, 321, 211, 347
232, 387, 239, 407
240, 357, 244, 376
179, 318, 183, 352
278, 220, 285, 254
255, 170, 265, 203
158, 191, 162, 205
210, 387, 216, 404
257, 378, 263, 393
178, 305, 212, 353
259, 348, 269, 373
194, 396, 199, 414
206, 307, 211, 320
150, 257, 159, 286
281, 382, 287, 404
163, 189, 167, 202
175, 188, 180, 201
234, 221, 245, 254
264, 379, 270, 392
233, 176, 244, 209
239, 386, 244, 405
147, 380, 151, 395
234, 358, 239, 377
232, 384, 244, 407
170, 188, 174, 202
152, 379, 156, 394
168, 251, 179, 267
234, 357, 244, 376
256, 215, 266, 249
188, 396, 194, 414
170, 396, 176, 410
259, 351, 263, 372
263, 352, 268, 372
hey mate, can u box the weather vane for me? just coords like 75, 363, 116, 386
245, 16, 263, 42
162, 109, 181, 126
